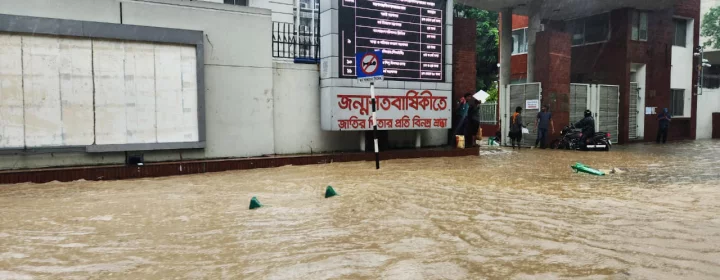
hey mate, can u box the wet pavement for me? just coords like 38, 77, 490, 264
1, 141, 720, 279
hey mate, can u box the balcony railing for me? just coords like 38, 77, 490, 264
272, 22, 319, 63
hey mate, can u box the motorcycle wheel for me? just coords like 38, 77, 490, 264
550, 140, 561, 149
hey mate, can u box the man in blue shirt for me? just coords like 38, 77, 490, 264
656, 108, 671, 144
534, 105, 555, 149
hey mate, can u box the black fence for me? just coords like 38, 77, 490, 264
272, 22, 320, 63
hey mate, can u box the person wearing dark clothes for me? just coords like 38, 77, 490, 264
468, 98, 481, 147
509, 106, 524, 149
453, 95, 470, 136
534, 105, 555, 149
575, 109, 595, 149
657, 108, 671, 144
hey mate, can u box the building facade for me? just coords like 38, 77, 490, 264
0, 0, 456, 171
499, 0, 701, 144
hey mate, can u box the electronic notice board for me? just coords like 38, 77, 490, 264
338, 0, 446, 82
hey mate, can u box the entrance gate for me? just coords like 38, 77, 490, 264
629, 83, 640, 140
569, 84, 620, 142
500, 83, 542, 147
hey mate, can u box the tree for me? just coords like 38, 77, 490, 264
702, 6, 720, 49
454, 4, 499, 92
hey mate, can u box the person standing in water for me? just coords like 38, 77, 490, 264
657, 108, 671, 144
534, 105, 555, 149
510, 106, 524, 149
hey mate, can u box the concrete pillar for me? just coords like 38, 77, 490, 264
360, 132, 366, 152
500, 8, 513, 88
527, 0, 544, 83
415, 131, 422, 148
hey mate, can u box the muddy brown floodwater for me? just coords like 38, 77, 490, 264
2, 141, 720, 280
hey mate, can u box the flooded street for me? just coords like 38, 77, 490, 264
1, 141, 720, 280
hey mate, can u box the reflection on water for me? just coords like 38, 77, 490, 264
1, 141, 720, 279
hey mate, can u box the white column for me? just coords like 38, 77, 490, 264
527, 0, 544, 83
500, 9, 513, 146
360, 131, 366, 152
415, 131, 422, 148
500, 8, 513, 88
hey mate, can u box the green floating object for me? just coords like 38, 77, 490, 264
249, 196, 263, 209
325, 186, 338, 198
571, 162, 605, 176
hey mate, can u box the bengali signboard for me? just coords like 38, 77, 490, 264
338, 0, 446, 81
322, 87, 451, 131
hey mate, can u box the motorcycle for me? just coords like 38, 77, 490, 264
550, 125, 612, 151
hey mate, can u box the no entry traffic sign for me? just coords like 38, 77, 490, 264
356, 51, 384, 82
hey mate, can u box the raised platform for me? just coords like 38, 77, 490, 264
0, 148, 478, 185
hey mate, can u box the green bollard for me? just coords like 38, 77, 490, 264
325, 186, 338, 198
571, 162, 605, 176
249, 196, 263, 209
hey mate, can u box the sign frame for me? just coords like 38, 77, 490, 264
356, 51, 384, 82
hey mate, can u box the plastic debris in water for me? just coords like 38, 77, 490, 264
571, 162, 605, 176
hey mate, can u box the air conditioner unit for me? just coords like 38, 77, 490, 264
300, 3, 308, 9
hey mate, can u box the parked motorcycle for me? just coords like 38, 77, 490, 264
550, 125, 612, 151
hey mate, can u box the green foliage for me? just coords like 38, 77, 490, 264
702, 6, 720, 49
485, 81, 499, 102
454, 4, 499, 93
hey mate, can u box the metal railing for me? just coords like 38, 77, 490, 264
272, 22, 319, 62
477, 102, 498, 124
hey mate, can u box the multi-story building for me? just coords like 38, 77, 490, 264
497, 0, 701, 144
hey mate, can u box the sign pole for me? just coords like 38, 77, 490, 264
370, 82, 380, 169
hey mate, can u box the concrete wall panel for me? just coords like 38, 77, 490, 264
93, 40, 127, 145
23, 36, 63, 147
697, 88, 720, 139
0, 0, 120, 24
154, 44, 185, 143
59, 37, 94, 146
124, 42, 157, 144
0, 35, 25, 148
181, 46, 200, 142
121, 1, 272, 68
272, 63, 357, 154
203, 65, 275, 158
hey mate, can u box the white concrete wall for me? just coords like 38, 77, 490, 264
671, 18, 694, 118
272, 62, 357, 154
198, 0, 295, 24
0, 0, 453, 171
697, 88, 720, 139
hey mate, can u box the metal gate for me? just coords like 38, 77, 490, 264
569, 84, 620, 143
629, 83, 639, 140
597, 85, 620, 142
570, 84, 590, 123
501, 83, 542, 147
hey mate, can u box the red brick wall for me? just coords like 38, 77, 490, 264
511, 54, 527, 80
512, 14, 528, 30
535, 30, 572, 136
628, 8, 675, 142
453, 18, 477, 100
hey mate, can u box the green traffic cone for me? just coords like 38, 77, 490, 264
325, 186, 338, 198
249, 196, 263, 209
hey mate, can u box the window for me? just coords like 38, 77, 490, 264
512, 28, 527, 55
670, 89, 685, 116
632, 11, 648, 41
566, 13, 610, 46
224, 0, 247, 5
673, 19, 687, 47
